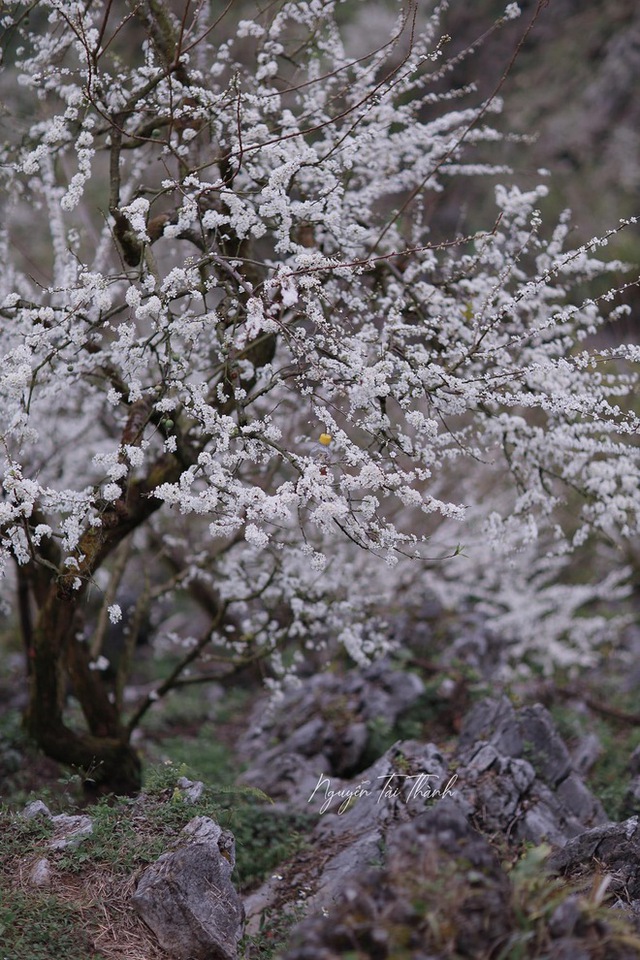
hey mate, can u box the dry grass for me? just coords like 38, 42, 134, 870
55, 869, 166, 960
9, 851, 166, 960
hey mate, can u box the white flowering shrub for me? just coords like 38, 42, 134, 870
0, 0, 638, 790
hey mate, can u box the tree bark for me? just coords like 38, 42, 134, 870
25, 585, 142, 794
22, 451, 184, 795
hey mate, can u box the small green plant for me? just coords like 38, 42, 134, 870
495, 843, 640, 959
242, 904, 308, 959
147, 729, 240, 787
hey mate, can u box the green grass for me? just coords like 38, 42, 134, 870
141, 761, 316, 892
0, 890, 107, 960
146, 729, 239, 786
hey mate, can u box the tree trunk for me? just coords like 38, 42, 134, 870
20, 449, 187, 795
25, 580, 142, 795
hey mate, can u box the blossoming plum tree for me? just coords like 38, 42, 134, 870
0, 0, 638, 792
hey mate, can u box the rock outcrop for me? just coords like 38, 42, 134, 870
132, 816, 244, 960
238, 671, 640, 957
239, 658, 425, 805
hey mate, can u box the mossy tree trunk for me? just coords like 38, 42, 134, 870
25, 584, 143, 795
19, 435, 185, 795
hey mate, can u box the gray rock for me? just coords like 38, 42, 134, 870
458, 698, 573, 787
457, 696, 523, 757
548, 817, 640, 897
629, 745, 640, 777
49, 813, 93, 851
22, 800, 51, 820
556, 772, 605, 824
546, 941, 591, 960
510, 756, 538, 793
622, 775, 640, 818
465, 741, 502, 773
176, 776, 205, 804
548, 895, 581, 938
237, 679, 640, 957
240, 678, 629, 950
282, 799, 512, 960
571, 733, 602, 775
242, 751, 333, 806
518, 705, 572, 787
132, 816, 243, 960
454, 697, 607, 845
28, 858, 52, 887
21, 802, 94, 851
520, 796, 579, 847
244, 739, 456, 932
239, 660, 425, 792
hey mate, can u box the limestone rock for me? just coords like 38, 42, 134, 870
571, 733, 602, 776
244, 739, 461, 932
458, 697, 575, 787
548, 817, 640, 897
132, 816, 243, 960
282, 799, 512, 960
28, 857, 52, 887
176, 775, 205, 804
239, 659, 425, 799
48, 813, 93, 851
242, 686, 615, 952
20, 799, 94, 851
21, 800, 51, 820
456, 696, 607, 844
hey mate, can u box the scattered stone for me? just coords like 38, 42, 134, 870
132, 816, 243, 960
22, 799, 51, 820
20, 799, 93, 850
48, 813, 93, 851
176, 776, 205, 803
28, 857, 52, 887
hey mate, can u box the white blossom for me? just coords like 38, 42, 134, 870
107, 604, 122, 624
89, 656, 111, 671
